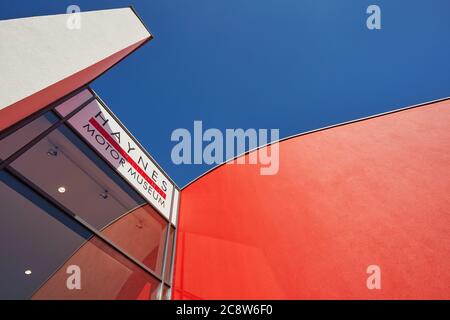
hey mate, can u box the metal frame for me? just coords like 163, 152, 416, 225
0, 86, 89, 141
4, 165, 162, 280
167, 191, 181, 294
157, 187, 176, 299
0, 86, 181, 299
0, 96, 96, 170
0, 6, 180, 299
59, 89, 174, 225
69, 88, 182, 297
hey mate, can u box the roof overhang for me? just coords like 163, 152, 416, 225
0, 7, 152, 131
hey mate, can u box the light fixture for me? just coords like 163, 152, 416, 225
99, 190, 109, 199
24, 270, 32, 275
58, 186, 66, 193
47, 147, 58, 157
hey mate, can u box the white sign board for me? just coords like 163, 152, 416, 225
64, 99, 174, 219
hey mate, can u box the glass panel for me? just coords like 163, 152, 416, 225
0, 111, 58, 160
0, 170, 91, 299
54, 89, 93, 117
0, 170, 160, 300
100, 204, 168, 276
32, 236, 160, 300
10, 123, 167, 275
164, 226, 175, 283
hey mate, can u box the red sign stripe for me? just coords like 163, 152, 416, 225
89, 117, 167, 200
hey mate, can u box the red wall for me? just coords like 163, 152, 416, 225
173, 100, 450, 299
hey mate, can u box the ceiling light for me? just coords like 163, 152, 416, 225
47, 147, 58, 157
99, 190, 109, 199
58, 186, 66, 193
24, 270, 32, 275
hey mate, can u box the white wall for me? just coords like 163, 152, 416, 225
0, 7, 151, 112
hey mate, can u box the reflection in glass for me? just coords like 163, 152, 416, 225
0, 112, 58, 160
32, 236, 160, 300
0, 170, 160, 300
10, 124, 167, 275
0, 170, 91, 299
100, 204, 168, 276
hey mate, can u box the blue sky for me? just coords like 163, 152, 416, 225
1, 1, 449, 187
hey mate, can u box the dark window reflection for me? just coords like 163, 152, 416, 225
0, 170, 160, 300
54, 88, 93, 117
0, 170, 91, 299
0, 112, 58, 160
10, 123, 167, 275
32, 236, 160, 300
100, 204, 168, 276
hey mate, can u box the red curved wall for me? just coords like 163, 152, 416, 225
173, 99, 450, 299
